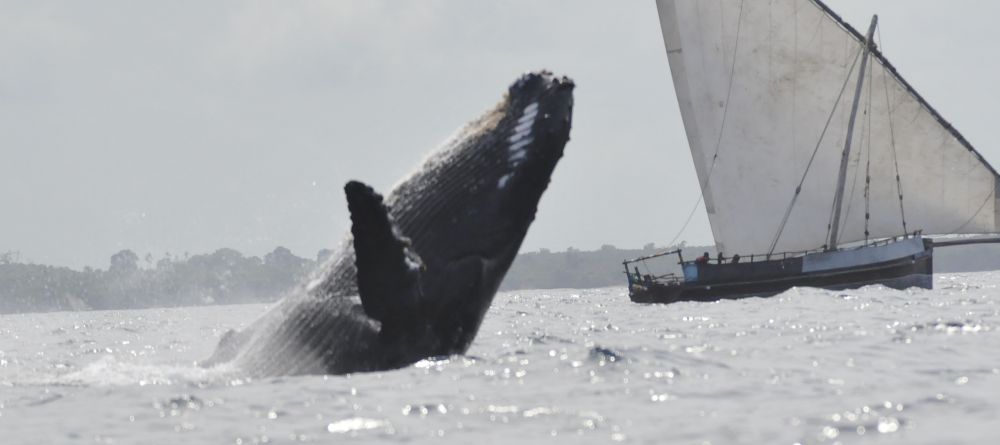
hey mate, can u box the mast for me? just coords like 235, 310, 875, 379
827, 14, 878, 250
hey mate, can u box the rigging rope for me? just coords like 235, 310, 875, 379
767, 46, 864, 255
834, 83, 866, 240
877, 28, 909, 234
863, 56, 874, 243
835, 54, 875, 244
666, 195, 703, 248
663, 0, 746, 250
640, 260, 652, 276
951, 191, 993, 233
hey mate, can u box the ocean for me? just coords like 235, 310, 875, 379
1, 273, 998, 444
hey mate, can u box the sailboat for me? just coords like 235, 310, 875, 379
625, 0, 1000, 303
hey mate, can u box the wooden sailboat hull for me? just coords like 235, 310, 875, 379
629, 239, 933, 304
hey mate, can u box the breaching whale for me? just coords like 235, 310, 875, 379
203, 71, 574, 376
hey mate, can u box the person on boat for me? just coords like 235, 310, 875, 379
717, 252, 724, 264
731, 254, 741, 264
695, 252, 709, 264
633, 267, 642, 283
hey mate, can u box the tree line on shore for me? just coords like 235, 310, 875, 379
3, 241, 997, 313
0, 243, 702, 313
0, 247, 315, 313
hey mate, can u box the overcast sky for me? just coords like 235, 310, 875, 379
2, 1, 998, 269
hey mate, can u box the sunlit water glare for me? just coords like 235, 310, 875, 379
1, 272, 998, 444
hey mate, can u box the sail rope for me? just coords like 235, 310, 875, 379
664, 0, 746, 250
951, 191, 994, 233
665, 195, 703, 248
863, 56, 874, 243
878, 28, 909, 234
641, 260, 653, 277
832, 116, 862, 242
767, 46, 864, 255
835, 54, 875, 244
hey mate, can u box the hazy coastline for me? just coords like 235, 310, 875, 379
4, 242, 1000, 313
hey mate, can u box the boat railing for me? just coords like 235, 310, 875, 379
622, 249, 683, 265
669, 230, 925, 266
736, 230, 924, 264
621, 231, 924, 290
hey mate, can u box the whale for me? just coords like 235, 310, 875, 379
203, 71, 574, 376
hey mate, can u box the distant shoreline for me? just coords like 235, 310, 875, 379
2, 242, 999, 313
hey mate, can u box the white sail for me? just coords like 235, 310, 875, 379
657, 0, 1000, 255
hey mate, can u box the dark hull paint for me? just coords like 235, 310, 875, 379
629, 246, 933, 304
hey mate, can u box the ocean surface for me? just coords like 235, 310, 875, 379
1, 272, 998, 444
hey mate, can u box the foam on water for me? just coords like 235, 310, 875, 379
1, 273, 998, 444
54, 355, 238, 387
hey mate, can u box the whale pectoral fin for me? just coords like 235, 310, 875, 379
345, 180, 424, 324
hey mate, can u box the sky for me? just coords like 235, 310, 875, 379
2, 1, 999, 269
